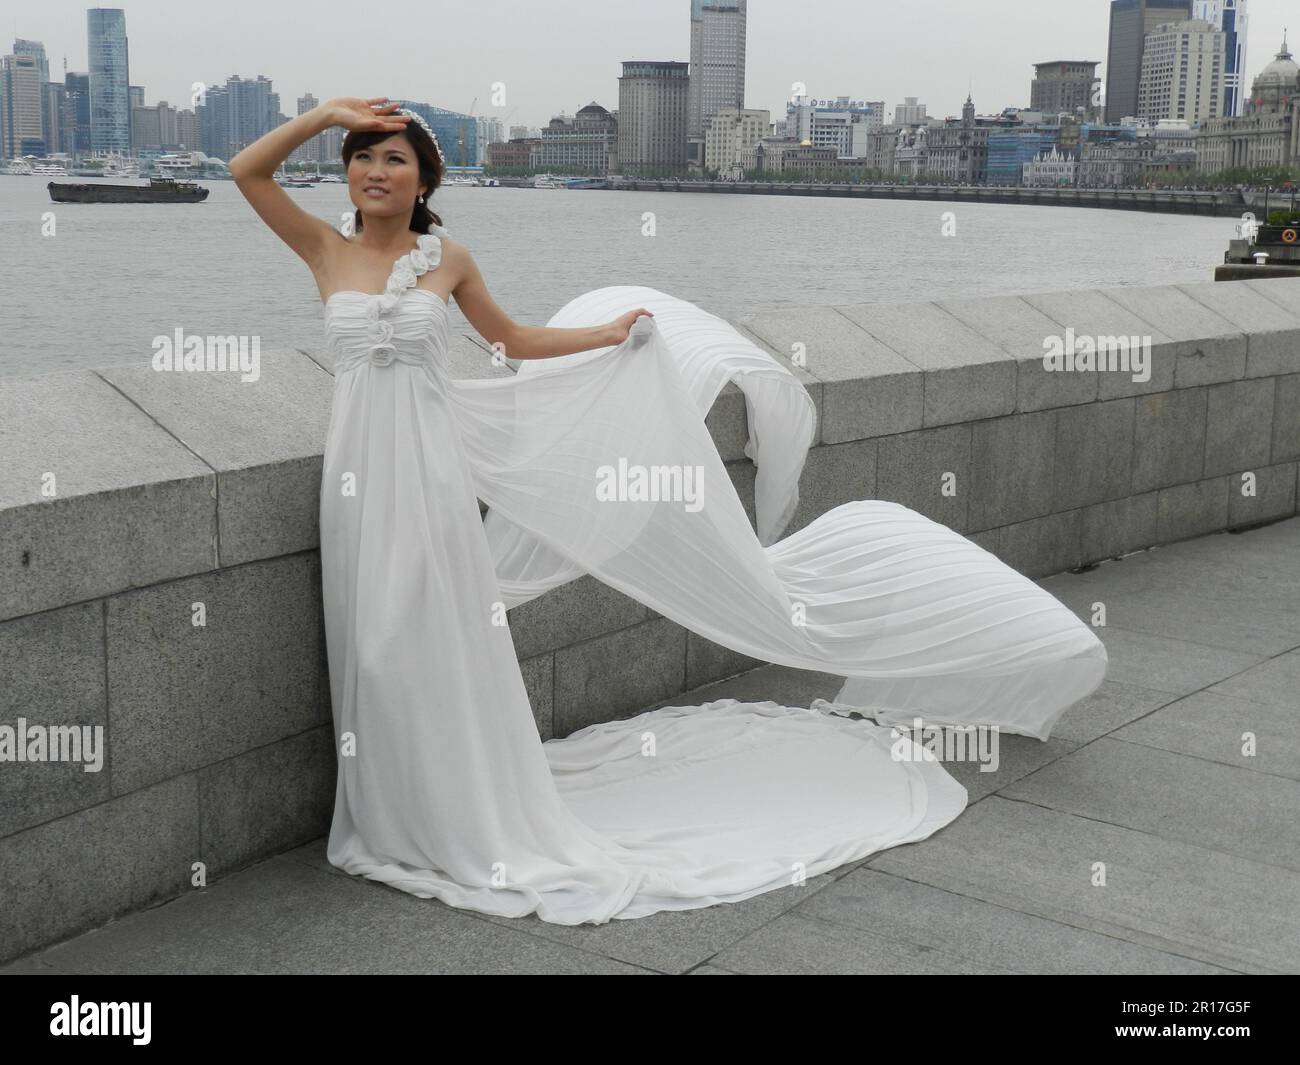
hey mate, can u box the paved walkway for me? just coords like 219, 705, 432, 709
5, 519, 1298, 974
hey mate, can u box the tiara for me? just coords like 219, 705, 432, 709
395, 107, 446, 166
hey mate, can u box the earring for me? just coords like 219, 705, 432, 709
417, 195, 425, 204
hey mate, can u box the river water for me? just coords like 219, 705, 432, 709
0, 176, 1234, 380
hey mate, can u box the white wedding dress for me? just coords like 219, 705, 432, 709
320, 225, 1107, 924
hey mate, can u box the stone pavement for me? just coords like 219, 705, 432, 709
4, 518, 1298, 975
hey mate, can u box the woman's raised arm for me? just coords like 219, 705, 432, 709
228, 97, 411, 268
450, 242, 652, 360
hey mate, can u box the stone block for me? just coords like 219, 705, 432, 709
0, 602, 108, 837
1079, 492, 1159, 563
506, 573, 649, 660
785, 437, 877, 536
1178, 280, 1300, 379
1053, 397, 1135, 510
874, 424, 971, 531
1023, 288, 1174, 400
198, 726, 334, 876
0, 775, 198, 965
1228, 461, 1297, 527
1156, 476, 1230, 543
738, 309, 918, 443
938, 293, 1099, 414
1131, 388, 1207, 494
106, 554, 326, 794
1102, 284, 1245, 388
1205, 377, 1275, 477
552, 617, 687, 735
836, 301, 1015, 427
968, 410, 1057, 530
0, 371, 214, 622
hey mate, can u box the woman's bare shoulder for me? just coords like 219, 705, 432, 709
436, 233, 475, 284
437, 234, 479, 279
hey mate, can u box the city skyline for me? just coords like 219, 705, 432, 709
3, 0, 1291, 131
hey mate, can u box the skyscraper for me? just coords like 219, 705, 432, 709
688, 0, 747, 168
12, 39, 49, 151
64, 71, 91, 156
1193, 0, 1249, 116
619, 60, 690, 176
1031, 61, 1102, 118
13, 39, 49, 83
0, 52, 43, 157
1136, 19, 1223, 122
894, 97, 927, 125
87, 7, 130, 153
1105, 0, 1192, 123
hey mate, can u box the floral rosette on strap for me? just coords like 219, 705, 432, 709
360, 225, 447, 366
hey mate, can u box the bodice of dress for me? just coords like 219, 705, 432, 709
324, 226, 451, 377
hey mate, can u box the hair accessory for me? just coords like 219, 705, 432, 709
394, 107, 446, 167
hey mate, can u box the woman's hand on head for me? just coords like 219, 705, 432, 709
326, 97, 413, 134
606, 309, 654, 347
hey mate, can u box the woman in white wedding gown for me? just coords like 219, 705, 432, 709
231, 97, 1107, 925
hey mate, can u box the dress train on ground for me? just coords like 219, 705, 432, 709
319, 228, 1106, 924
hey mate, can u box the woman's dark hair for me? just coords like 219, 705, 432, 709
341, 121, 444, 234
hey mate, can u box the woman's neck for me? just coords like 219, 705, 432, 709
355, 214, 417, 253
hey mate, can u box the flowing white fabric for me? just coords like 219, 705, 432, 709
483, 286, 817, 609
319, 226, 1107, 925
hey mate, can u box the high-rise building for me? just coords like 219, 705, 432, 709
14, 34, 50, 152
478, 114, 505, 163
1137, 19, 1223, 122
1193, 0, 1248, 116
1105, 0, 1193, 122
290, 92, 322, 162
88, 8, 131, 153
196, 74, 282, 160
688, 0, 746, 168
131, 100, 188, 150
64, 72, 91, 156
42, 81, 66, 153
13, 39, 49, 83
0, 53, 44, 157
894, 97, 927, 125
227, 75, 280, 156
175, 107, 198, 152
197, 83, 228, 158
618, 60, 690, 176
1031, 60, 1102, 118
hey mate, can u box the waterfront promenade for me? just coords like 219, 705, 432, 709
603, 177, 1253, 217
3, 274, 1299, 971
3, 516, 1297, 974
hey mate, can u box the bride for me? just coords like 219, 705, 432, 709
230, 97, 1108, 925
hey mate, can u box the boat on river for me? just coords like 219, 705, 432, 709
47, 176, 210, 203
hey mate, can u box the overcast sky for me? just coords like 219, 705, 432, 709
5, 1, 1295, 127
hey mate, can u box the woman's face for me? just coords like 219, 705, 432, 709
348, 132, 425, 222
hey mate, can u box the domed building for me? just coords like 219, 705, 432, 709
1197, 38, 1300, 172
539, 101, 618, 175
1248, 41, 1300, 114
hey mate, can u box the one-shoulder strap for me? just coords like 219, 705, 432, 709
374, 229, 446, 311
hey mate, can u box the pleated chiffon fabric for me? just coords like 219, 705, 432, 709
319, 226, 1107, 924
